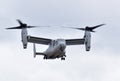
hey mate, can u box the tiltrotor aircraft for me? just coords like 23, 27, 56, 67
6, 20, 105, 60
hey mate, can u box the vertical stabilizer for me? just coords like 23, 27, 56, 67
33, 43, 36, 58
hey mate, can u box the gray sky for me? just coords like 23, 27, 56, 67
0, 0, 120, 81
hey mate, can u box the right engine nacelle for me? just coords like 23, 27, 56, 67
21, 28, 28, 49
84, 31, 91, 51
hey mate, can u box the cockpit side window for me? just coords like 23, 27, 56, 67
51, 40, 60, 47
53, 40, 55, 47
55, 40, 58, 45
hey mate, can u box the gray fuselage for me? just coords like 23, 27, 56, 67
43, 39, 66, 59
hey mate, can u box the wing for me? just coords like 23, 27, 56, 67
27, 35, 52, 45
65, 38, 85, 45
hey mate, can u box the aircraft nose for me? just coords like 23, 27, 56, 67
60, 44, 66, 51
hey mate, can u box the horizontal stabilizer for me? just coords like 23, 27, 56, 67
36, 53, 45, 55
33, 43, 45, 58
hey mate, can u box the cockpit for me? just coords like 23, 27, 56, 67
50, 39, 66, 47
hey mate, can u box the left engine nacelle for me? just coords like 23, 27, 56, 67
21, 28, 28, 49
84, 31, 91, 51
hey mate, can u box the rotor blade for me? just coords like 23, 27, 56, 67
89, 24, 105, 30
27, 26, 38, 28
74, 28, 85, 31
70, 28, 87, 31
39, 26, 50, 27
27, 26, 50, 28
6, 26, 22, 29
75, 28, 96, 32
6, 25, 50, 29
61, 26, 85, 30
16, 19, 23, 25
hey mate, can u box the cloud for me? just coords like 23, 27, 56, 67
0, 43, 120, 81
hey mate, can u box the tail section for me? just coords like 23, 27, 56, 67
33, 43, 45, 58
33, 43, 36, 58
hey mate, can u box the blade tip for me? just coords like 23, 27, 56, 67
102, 23, 106, 26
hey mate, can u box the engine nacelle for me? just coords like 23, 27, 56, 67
21, 28, 28, 49
84, 31, 91, 51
